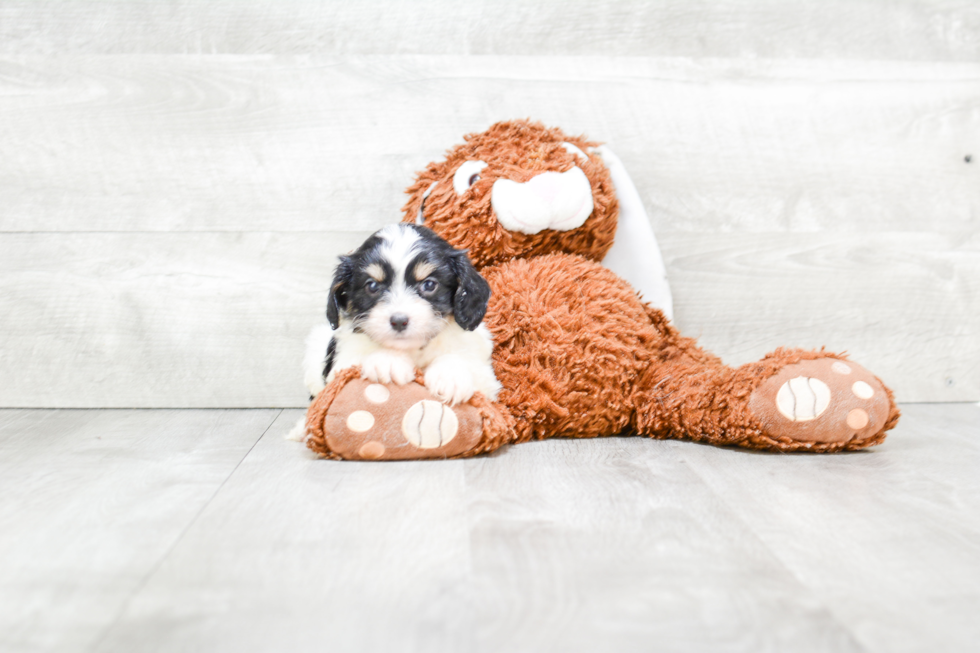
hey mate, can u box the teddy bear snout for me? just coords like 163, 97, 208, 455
490, 166, 594, 235
527, 172, 562, 202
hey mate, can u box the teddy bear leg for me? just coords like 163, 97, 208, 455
631, 347, 899, 452
740, 350, 899, 451
303, 367, 516, 460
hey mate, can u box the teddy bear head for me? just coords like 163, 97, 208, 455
401, 120, 619, 269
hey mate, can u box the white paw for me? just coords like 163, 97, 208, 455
361, 351, 416, 385
424, 360, 475, 406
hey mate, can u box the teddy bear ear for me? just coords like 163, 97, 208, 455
449, 252, 491, 331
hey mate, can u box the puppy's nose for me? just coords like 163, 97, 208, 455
390, 314, 410, 332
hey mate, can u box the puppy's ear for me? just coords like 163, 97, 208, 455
326, 255, 354, 329
450, 251, 491, 331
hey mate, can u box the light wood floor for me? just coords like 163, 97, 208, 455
1, 404, 978, 652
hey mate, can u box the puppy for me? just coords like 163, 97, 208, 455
302, 223, 500, 415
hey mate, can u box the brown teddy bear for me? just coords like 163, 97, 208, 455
304, 120, 899, 460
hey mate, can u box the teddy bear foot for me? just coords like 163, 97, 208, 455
748, 357, 898, 450
317, 379, 484, 460
307, 378, 506, 460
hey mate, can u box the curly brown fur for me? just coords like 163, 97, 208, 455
634, 347, 899, 452
305, 366, 361, 459
464, 389, 519, 457
483, 253, 899, 452
309, 119, 900, 458
404, 120, 898, 453
402, 120, 618, 269
483, 253, 654, 442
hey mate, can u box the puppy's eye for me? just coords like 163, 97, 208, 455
365, 280, 381, 294
420, 279, 438, 293
453, 160, 488, 194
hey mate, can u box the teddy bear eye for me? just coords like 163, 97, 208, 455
453, 160, 488, 194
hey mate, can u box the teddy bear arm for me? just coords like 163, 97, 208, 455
304, 367, 515, 460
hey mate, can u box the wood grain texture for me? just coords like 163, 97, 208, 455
57, 403, 976, 652
1, 229, 976, 407
0, 408, 280, 653
1, 26, 977, 407
459, 437, 860, 652
664, 231, 980, 403
92, 409, 475, 653
1, 55, 976, 234
0, 232, 364, 408
672, 403, 980, 652
92, 409, 860, 653
1, 1, 978, 61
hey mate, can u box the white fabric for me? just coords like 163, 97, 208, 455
596, 145, 674, 322
491, 166, 594, 234
452, 161, 487, 194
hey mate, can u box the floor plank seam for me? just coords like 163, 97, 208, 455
667, 441, 872, 652
84, 408, 284, 653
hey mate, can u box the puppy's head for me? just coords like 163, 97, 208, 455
327, 224, 491, 350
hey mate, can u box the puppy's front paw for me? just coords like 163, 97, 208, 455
424, 359, 475, 406
361, 351, 416, 385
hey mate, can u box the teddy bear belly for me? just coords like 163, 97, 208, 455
481, 253, 663, 441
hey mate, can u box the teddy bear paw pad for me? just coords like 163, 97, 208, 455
749, 358, 890, 445
402, 400, 459, 448
321, 379, 483, 460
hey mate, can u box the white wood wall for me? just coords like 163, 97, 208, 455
0, 1, 977, 407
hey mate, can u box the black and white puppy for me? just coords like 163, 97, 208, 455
303, 223, 500, 406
